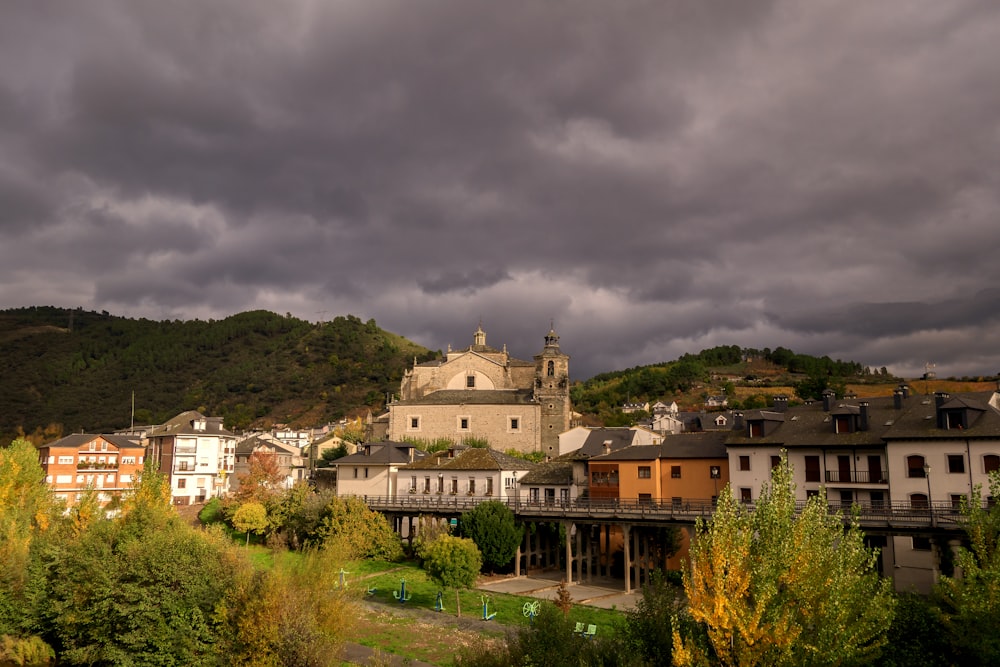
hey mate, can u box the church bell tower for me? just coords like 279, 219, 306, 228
534, 325, 571, 457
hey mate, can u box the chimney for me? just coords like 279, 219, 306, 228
899, 384, 910, 399
602, 440, 612, 455
893, 389, 903, 410
935, 392, 950, 409
734, 412, 745, 431
773, 395, 788, 412
859, 402, 870, 431
822, 389, 835, 412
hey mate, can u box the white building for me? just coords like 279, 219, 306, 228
146, 411, 236, 505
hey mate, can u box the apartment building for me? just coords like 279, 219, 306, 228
37, 433, 146, 506
146, 411, 236, 505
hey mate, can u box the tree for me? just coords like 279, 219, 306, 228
675, 453, 895, 667
935, 471, 1000, 664
619, 571, 686, 667
219, 548, 354, 666
315, 496, 402, 560
234, 449, 285, 504
459, 501, 522, 572
232, 501, 269, 547
422, 535, 482, 617
0, 438, 58, 643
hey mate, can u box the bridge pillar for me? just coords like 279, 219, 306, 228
564, 521, 574, 583
623, 523, 632, 594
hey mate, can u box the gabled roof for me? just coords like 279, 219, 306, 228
39, 433, 143, 450
149, 411, 234, 437
882, 391, 1000, 439
392, 389, 535, 406
520, 461, 573, 486
660, 432, 729, 458
236, 433, 300, 456
589, 444, 661, 462
332, 441, 427, 466
570, 427, 643, 459
403, 447, 536, 472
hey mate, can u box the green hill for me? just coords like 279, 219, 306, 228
570, 345, 893, 424
0, 307, 434, 444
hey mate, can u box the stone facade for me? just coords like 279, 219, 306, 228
387, 325, 571, 455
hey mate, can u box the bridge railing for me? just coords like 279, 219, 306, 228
361, 494, 975, 528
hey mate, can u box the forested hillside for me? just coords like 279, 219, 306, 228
0, 307, 434, 444
570, 344, 892, 423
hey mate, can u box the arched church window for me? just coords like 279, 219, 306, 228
547, 360, 555, 376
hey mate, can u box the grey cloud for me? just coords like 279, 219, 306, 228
2, 1, 1000, 380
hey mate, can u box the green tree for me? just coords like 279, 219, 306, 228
0, 438, 59, 647
315, 496, 402, 560
619, 571, 686, 666
936, 471, 1000, 664
219, 548, 354, 667
459, 500, 523, 572
47, 518, 238, 665
232, 501, 269, 547
422, 535, 482, 618
675, 453, 895, 667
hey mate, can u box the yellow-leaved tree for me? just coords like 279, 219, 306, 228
674, 452, 895, 667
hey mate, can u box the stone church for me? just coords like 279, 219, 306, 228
384, 324, 571, 456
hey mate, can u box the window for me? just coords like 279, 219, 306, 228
409, 417, 420, 430
740, 488, 752, 503
424, 477, 431, 492
547, 360, 554, 376
839, 490, 853, 507
459, 417, 470, 430
671, 496, 682, 509
560, 488, 569, 503
907, 455, 926, 478
710, 465, 721, 479
353, 468, 358, 479
505, 476, 516, 489
56, 475, 72, 484
804, 456, 820, 483
912, 536, 932, 551
364, 467, 369, 478
951, 494, 966, 510
739, 456, 750, 471
910, 493, 928, 509
638, 466, 652, 479
670, 465, 681, 479
58, 456, 74, 464
806, 489, 819, 499
948, 454, 965, 474
101, 442, 108, 451
177, 479, 187, 489
466, 375, 476, 388
985, 455, 1000, 474
749, 422, 763, 438
410, 476, 417, 491
510, 417, 519, 431
529, 488, 539, 503
486, 478, 494, 495
870, 491, 885, 508
468, 477, 476, 494
451, 477, 458, 494
638, 494, 652, 506
770, 455, 781, 469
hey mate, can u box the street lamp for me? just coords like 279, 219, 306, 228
924, 462, 933, 523
513, 471, 518, 512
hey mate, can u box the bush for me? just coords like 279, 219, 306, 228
458, 501, 522, 572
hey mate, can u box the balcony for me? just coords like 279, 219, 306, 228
76, 461, 119, 471
824, 470, 888, 484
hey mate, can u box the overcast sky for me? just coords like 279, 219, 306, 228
2, 1, 999, 381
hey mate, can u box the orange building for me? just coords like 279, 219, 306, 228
37, 434, 146, 506
586, 432, 730, 570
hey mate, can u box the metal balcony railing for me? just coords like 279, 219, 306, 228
824, 470, 889, 484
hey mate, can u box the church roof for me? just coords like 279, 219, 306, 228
393, 389, 536, 406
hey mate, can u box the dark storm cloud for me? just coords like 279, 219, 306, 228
2, 0, 1000, 381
